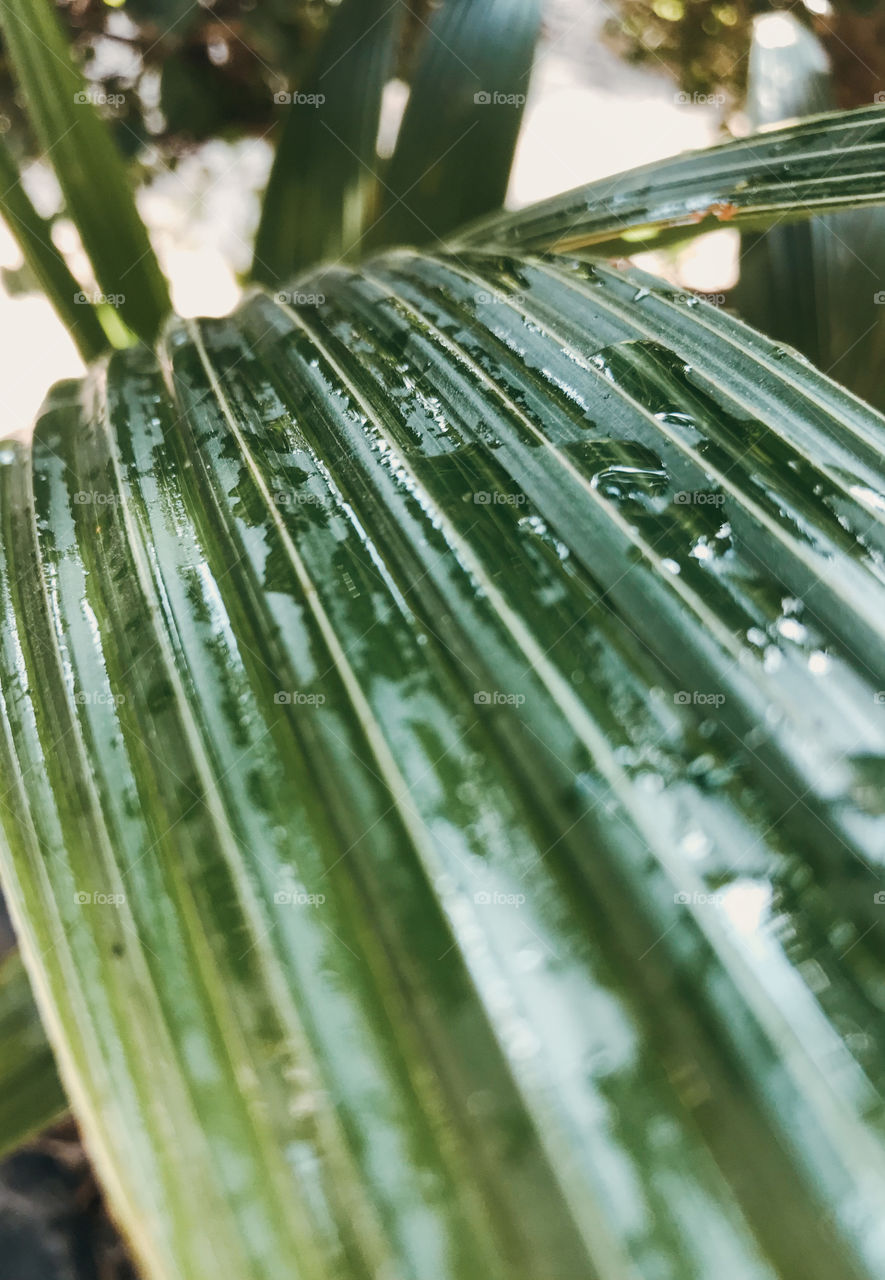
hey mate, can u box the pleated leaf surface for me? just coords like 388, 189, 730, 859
2, 252, 885, 1279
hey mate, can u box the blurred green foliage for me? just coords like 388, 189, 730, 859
0, 0, 433, 162
605, 0, 885, 108
606, 0, 750, 101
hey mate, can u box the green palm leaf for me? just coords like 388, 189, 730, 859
0, 0, 170, 343
458, 104, 885, 254
0, 947, 66, 1157
372, 0, 542, 248
252, 0, 401, 285
0, 138, 108, 360
731, 16, 885, 411
3, 234, 885, 1279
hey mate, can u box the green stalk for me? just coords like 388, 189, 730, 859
0, 947, 66, 1157
0, 0, 170, 343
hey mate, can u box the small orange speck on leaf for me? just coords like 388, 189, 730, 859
709, 201, 739, 221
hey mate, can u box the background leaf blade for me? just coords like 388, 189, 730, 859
730, 14, 885, 409
371, 0, 542, 249
251, 0, 402, 286
0, 947, 66, 1158
455, 104, 885, 254
0, 138, 108, 361
0, 0, 171, 343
